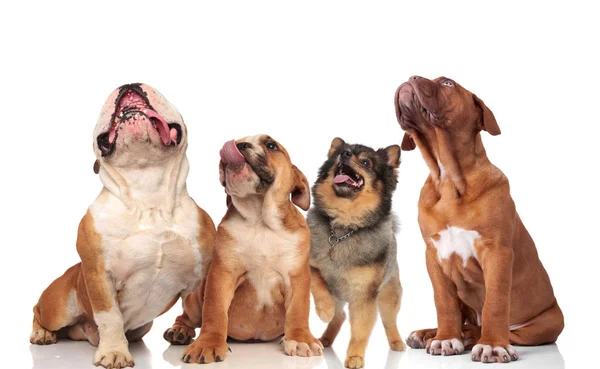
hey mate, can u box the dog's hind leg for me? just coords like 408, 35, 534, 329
164, 279, 206, 345
65, 320, 100, 346
509, 301, 564, 345
319, 298, 346, 347
30, 263, 86, 345
377, 273, 406, 351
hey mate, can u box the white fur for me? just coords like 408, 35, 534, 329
437, 159, 446, 179
93, 307, 130, 360
431, 226, 480, 267
223, 215, 300, 307
90, 191, 202, 331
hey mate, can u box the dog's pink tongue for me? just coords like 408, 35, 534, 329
144, 109, 171, 146
220, 140, 245, 165
334, 174, 355, 184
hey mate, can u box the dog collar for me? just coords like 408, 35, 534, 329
328, 225, 356, 258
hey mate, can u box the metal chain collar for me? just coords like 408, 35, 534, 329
328, 226, 355, 247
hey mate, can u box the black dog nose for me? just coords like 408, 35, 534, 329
409, 75, 422, 81
341, 150, 352, 158
237, 142, 252, 151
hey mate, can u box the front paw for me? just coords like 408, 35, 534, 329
426, 337, 465, 356
281, 332, 323, 357
406, 328, 437, 349
472, 342, 518, 363
314, 295, 335, 323
345, 355, 364, 369
93, 347, 134, 369
182, 334, 228, 364
163, 323, 195, 345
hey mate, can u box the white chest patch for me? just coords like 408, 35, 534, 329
90, 196, 203, 331
431, 226, 480, 267
224, 217, 300, 308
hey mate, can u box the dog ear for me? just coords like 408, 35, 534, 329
226, 193, 232, 208
473, 94, 501, 136
93, 160, 100, 174
290, 165, 310, 211
401, 133, 416, 151
328, 137, 345, 157
384, 144, 401, 168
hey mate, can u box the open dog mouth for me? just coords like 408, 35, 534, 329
219, 140, 274, 185
97, 86, 182, 157
333, 163, 364, 190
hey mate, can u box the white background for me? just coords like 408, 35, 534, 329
1, 1, 598, 368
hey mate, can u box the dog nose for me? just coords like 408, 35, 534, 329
236, 142, 252, 151
409, 75, 422, 81
341, 150, 352, 158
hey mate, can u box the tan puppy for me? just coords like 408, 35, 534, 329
30, 83, 216, 369
166, 135, 322, 364
395, 76, 564, 363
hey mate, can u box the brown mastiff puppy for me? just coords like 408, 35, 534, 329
395, 76, 564, 363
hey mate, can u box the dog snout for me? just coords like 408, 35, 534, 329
236, 142, 253, 151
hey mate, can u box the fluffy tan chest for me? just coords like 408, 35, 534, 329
225, 220, 300, 307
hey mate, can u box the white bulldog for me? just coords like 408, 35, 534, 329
30, 83, 216, 369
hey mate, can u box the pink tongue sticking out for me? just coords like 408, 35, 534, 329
220, 140, 246, 166
144, 109, 171, 146
334, 174, 357, 185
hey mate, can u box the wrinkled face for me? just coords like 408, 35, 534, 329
219, 134, 291, 198
395, 76, 479, 133
93, 83, 186, 167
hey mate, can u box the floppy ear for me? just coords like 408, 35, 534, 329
384, 144, 401, 168
290, 165, 310, 211
93, 160, 100, 174
328, 137, 345, 157
401, 133, 416, 151
473, 94, 501, 135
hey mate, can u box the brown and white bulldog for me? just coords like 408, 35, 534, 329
29, 83, 216, 369
165, 135, 322, 364
395, 76, 564, 363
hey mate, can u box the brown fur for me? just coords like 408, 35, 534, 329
171, 135, 321, 364
395, 76, 564, 363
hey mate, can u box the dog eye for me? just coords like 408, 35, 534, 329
361, 159, 371, 168
442, 80, 454, 87
342, 150, 352, 158
265, 141, 278, 151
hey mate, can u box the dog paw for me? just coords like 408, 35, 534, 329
471, 343, 518, 363
30, 328, 57, 345
93, 348, 134, 369
281, 334, 323, 357
182, 335, 229, 364
315, 296, 335, 323
426, 337, 464, 356
389, 340, 407, 351
344, 355, 364, 369
406, 328, 436, 349
163, 324, 195, 345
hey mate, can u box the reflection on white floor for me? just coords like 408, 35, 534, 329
29, 337, 565, 369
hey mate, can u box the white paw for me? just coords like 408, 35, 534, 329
93, 347, 134, 368
471, 343, 518, 363
426, 338, 464, 355
280, 338, 323, 357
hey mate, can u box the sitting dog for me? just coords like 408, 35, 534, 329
309, 138, 405, 369
165, 135, 323, 364
395, 76, 564, 363
29, 83, 216, 369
